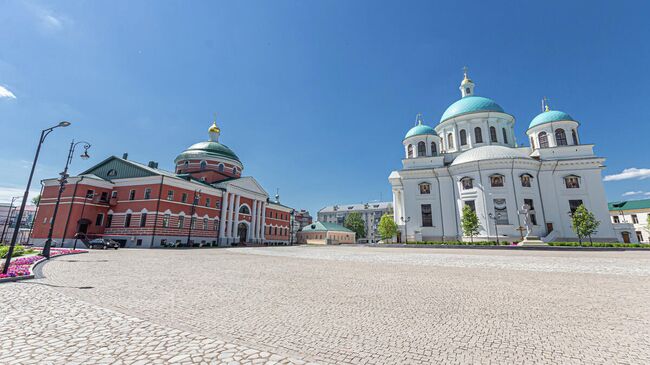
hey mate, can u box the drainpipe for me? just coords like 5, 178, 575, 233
150, 175, 165, 248
61, 176, 84, 246
432, 168, 445, 242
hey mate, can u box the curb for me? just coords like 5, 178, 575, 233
0, 251, 87, 284
364, 244, 650, 252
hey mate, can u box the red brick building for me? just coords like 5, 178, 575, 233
32, 123, 293, 248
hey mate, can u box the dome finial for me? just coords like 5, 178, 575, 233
208, 113, 221, 142
415, 113, 423, 126
541, 96, 550, 112
460, 66, 474, 97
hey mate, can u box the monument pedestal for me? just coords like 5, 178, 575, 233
517, 236, 548, 246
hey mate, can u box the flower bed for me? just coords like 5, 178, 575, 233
0, 248, 86, 281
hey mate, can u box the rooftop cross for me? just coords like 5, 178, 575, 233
462, 66, 469, 78
542, 96, 551, 112
415, 113, 423, 125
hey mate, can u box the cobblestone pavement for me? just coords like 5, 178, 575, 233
2, 246, 650, 364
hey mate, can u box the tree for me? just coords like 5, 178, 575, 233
344, 212, 366, 240
31, 194, 41, 206
377, 214, 398, 242
571, 204, 600, 244
460, 205, 480, 243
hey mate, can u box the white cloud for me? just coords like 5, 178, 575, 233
622, 191, 644, 196
0, 187, 40, 205
0, 85, 16, 99
41, 14, 62, 29
604, 168, 650, 182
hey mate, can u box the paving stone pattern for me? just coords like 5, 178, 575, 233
2, 246, 650, 364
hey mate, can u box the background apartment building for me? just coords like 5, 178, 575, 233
317, 202, 392, 242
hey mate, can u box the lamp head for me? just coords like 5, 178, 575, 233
80, 150, 90, 160
58, 121, 71, 127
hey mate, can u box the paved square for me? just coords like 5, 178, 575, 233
2, 246, 650, 364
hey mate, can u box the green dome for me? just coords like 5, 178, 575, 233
404, 124, 436, 139
440, 96, 505, 123
528, 110, 576, 129
175, 141, 240, 163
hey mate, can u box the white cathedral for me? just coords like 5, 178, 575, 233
389, 70, 618, 243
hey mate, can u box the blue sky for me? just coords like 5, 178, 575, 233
1, 0, 649, 216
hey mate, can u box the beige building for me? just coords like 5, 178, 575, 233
609, 199, 650, 243
297, 221, 355, 245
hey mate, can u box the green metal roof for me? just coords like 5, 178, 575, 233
404, 124, 436, 139
609, 199, 650, 211
440, 95, 505, 123
175, 141, 240, 163
300, 221, 353, 233
528, 110, 576, 129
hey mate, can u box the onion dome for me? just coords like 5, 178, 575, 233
528, 109, 576, 130
440, 96, 505, 123
404, 114, 437, 139
451, 145, 531, 166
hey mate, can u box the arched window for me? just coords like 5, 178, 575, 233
555, 128, 567, 146
474, 127, 483, 143
490, 126, 497, 143
417, 141, 426, 157
430, 142, 437, 156
218, 163, 224, 172
239, 205, 250, 214
183, 161, 189, 167
520, 173, 532, 187
502, 128, 508, 144
199, 160, 207, 169
538, 132, 549, 148
459, 130, 467, 146
407, 144, 414, 158
572, 129, 578, 145
232, 167, 237, 175
107, 169, 118, 177
530, 136, 535, 149
447, 133, 454, 149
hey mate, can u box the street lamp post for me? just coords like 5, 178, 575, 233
1, 196, 20, 243
43, 139, 91, 258
186, 190, 201, 247
72, 190, 92, 250
488, 212, 500, 245
3, 121, 70, 274
289, 209, 295, 245
400, 216, 411, 244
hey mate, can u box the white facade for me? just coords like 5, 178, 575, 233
389, 72, 618, 243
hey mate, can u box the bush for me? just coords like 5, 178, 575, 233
405, 241, 511, 246
548, 242, 650, 248
0, 245, 35, 258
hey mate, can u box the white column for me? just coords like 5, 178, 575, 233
227, 193, 236, 239
233, 195, 241, 241
219, 192, 229, 242
260, 202, 266, 240
251, 200, 258, 241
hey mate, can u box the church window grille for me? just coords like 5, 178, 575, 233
407, 144, 414, 158
474, 127, 483, 143
419, 183, 431, 195
502, 128, 508, 144
569, 200, 583, 214
490, 126, 498, 143
490, 174, 504, 187
538, 132, 549, 148
421, 204, 433, 227
431, 142, 437, 156
555, 128, 568, 146
460, 129, 467, 146
417, 141, 426, 156
493, 199, 509, 224
447, 133, 454, 149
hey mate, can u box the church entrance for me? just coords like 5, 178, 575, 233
237, 222, 248, 244
77, 219, 91, 235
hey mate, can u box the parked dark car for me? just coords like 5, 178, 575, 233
88, 238, 119, 250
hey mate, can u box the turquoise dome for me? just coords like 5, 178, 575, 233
405, 124, 436, 139
440, 96, 505, 123
528, 110, 575, 129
